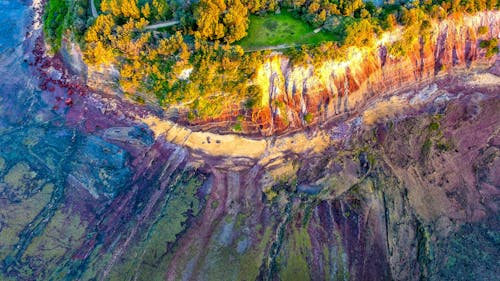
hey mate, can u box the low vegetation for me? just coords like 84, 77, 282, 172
479, 38, 499, 58
237, 11, 338, 50
43, 0, 70, 51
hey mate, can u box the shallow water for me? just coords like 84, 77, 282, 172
0, 2, 135, 278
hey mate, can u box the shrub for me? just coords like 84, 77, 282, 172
232, 122, 242, 132
479, 38, 499, 58
478, 26, 488, 35
388, 40, 407, 57
486, 46, 499, 58
304, 113, 313, 124
43, 0, 70, 51
244, 85, 263, 109
429, 121, 439, 131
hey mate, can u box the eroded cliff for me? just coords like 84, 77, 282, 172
79, 11, 499, 136
0, 1, 498, 281
246, 11, 500, 135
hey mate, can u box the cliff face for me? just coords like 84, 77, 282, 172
78, 12, 500, 136
6, 64, 500, 281
158, 80, 499, 281
252, 11, 500, 134
1, 2, 499, 280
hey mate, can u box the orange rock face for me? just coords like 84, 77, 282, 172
208, 11, 499, 136
247, 11, 500, 135
81, 12, 499, 136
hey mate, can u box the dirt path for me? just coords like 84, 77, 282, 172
244, 43, 298, 53
90, 0, 97, 18
88, 2, 179, 30
144, 20, 180, 30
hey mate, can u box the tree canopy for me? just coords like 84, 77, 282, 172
195, 0, 249, 43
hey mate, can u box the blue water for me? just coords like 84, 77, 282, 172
0, 0, 27, 50
0, 0, 38, 129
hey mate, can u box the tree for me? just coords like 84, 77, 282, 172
100, 0, 122, 17
308, 2, 321, 14
244, 0, 265, 12
121, 0, 141, 19
141, 3, 151, 19
195, 0, 249, 43
291, 0, 307, 9
195, 0, 226, 40
84, 41, 115, 65
223, 0, 249, 43
344, 19, 375, 47
152, 0, 169, 20
85, 14, 114, 43
341, 0, 364, 16
384, 14, 397, 30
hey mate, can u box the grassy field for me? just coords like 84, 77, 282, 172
237, 11, 339, 51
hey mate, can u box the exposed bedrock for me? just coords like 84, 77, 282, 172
0, 2, 498, 280
159, 86, 499, 281
78, 12, 499, 137
2, 77, 498, 280
242, 11, 500, 135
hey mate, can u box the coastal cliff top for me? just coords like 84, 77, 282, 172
43, 0, 499, 135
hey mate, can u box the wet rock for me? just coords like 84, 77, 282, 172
236, 236, 249, 254
296, 184, 323, 195
67, 136, 130, 199
101, 126, 153, 148
359, 151, 370, 174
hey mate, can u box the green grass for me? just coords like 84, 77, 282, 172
237, 11, 339, 51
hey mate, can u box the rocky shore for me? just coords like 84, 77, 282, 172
0, 1, 498, 280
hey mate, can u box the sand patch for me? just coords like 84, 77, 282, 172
141, 116, 333, 162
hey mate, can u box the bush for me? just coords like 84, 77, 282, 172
388, 40, 407, 57
244, 85, 263, 109
478, 26, 488, 35
303, 113, 313, 124
486, 46, 499, 58
479, 38, 499, 58
43, 0, 70, 51
429, 121, 439, 131
479, 38, 497, 48
232, 122, 242, 132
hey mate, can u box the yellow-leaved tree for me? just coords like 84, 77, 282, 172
100, 0, 140, 19
121, 0, 140, 19
223, 0, 249, 43
195, 0, 248, 43
100, 0, 122, 17
195, 0, 226, 41
84, 14, 116, 65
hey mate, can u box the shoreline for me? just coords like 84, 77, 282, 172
28, 1, 499, 165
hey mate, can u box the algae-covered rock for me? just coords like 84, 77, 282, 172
68, 136, 131, 199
